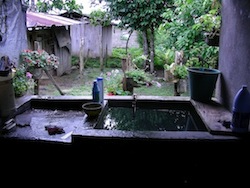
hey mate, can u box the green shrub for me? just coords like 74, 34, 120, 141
104, 69, 127, 95
13, 64, 29, 97
154, 49, 166, 70
112, 47, 143, 59
125, 68, 151, 86
71, 56, 79, 66
106, 57, 121, 68
132, 55, 148, 69
173, 65, 188, 79
85, 58, 100, 68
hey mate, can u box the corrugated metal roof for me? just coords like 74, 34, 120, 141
26, 11, 82, 28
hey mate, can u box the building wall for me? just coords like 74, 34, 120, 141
27, 26, 72, 76
216, 0, 250, 111
71, 23, 112, 58
27, 28, 54, 53
70, 23, 139, 58
112, 27, 139, 49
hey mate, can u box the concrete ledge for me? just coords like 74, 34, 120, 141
5, 95, 249, 144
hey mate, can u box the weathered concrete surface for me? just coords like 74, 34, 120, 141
216, 1, 250, 111
3, 95, 246, 143
1, 95, 250, 186
191, 98, 233, 135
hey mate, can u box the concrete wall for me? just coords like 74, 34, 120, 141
216, 0, 250, 111
0, 0, 27, 66
112, 26, 139, 48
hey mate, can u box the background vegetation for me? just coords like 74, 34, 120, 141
24, 0, 221, 97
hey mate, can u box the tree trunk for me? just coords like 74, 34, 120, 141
125, 30, 133, 55
149, 26, 155, 74
142, 31, 149, 71
99, 26, 104, 72
79, 38, 84, 78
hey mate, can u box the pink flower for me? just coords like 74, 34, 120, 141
26, 72, 33, 79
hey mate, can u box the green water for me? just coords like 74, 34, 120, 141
100, 107, 207, 131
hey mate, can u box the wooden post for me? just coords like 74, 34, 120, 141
34, 79, 39, 95
174, 80, 180, 96
33, 41, 42, 95
121, 58, 128, 73
121, 54, 132, 74
174, 83, 180, 96
79, 37, 84, 78
122, 77, 134, 94
99, 26, 104, 72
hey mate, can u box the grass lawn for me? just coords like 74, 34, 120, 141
33, 67, 189, 97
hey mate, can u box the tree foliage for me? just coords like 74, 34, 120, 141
89, 10, 112, 27
157, 0, 221, 68
104, 0, 172, 73
105, 0, 171, 31
36, 0, 83, 13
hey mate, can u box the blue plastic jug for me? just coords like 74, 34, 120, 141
231, 85, 250, 133
92, 80, 100, 103
97, 77, 104, 104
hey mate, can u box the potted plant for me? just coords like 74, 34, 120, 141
202, 13, 221, 47
20, 49, 59, 79
173, 64, 188, 94
163, 62, 188, 95
12, 64, 30, 97
124, 68, 150, 86
195, 1, 221, 46
186, 57, 221, 103
104, 69, 126, 95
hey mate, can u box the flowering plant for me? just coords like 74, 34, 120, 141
12, 64, 32, 97
20, 49, 59, 70
104, 69, 124, 95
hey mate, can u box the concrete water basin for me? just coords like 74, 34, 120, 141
1, 95, 243, 143
95, 99, 208, 131
1, 95, 250, 186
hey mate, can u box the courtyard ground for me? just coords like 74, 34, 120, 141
26, 67, 188, 97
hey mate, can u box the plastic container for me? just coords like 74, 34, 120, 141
92, 80, 100, 103
0, 75, 16, 119
188, 67, 221, 103
230, 85, 250, 133
97, 77, 104, 104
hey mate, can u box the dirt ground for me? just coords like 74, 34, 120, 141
37, 68, 97, 96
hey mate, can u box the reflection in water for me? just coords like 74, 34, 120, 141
132, 93, 137, 119
102, 107, 206, 131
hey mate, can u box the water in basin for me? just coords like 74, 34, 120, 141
95, 100, 207, 131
